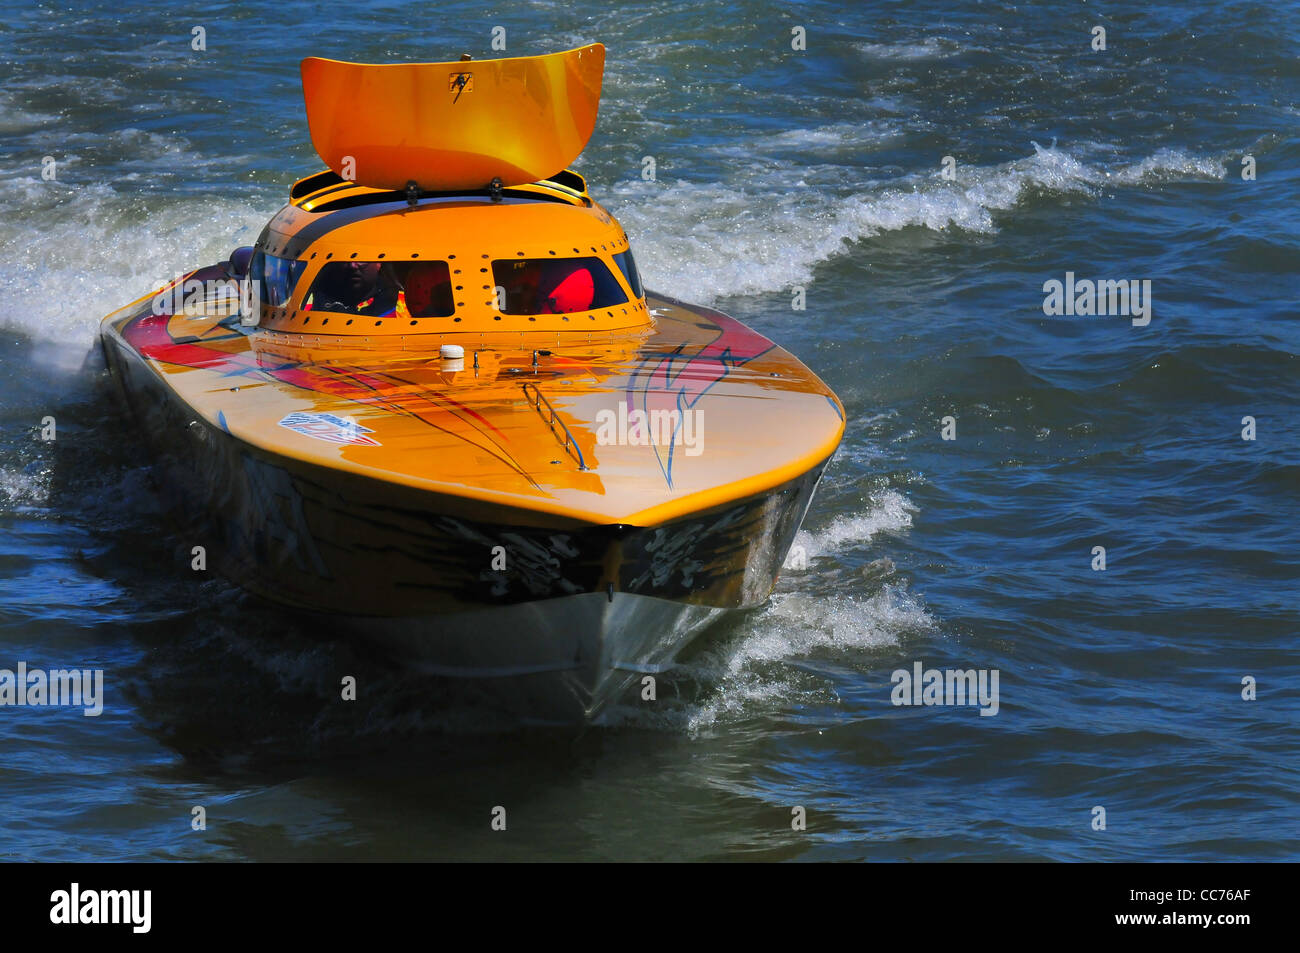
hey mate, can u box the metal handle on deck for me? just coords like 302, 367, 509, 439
521, 381, 588, 471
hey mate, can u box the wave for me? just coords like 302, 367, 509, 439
0, 140, 1228, 348
854, 37, 966, 61
787, 489, 917, 565
675, 585, 933, 733
611, 143, 1227, 304
0, 179, 269, 348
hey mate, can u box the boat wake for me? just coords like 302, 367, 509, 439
0, 135, 1227, 351
120, 483, 932, 748
598, 488, 931, 733
789, 489, 917, 563
607, 143, 1227, 304
0, 175, 270, 349
600, 584, 933, 734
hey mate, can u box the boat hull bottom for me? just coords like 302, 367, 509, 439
329, 592, 729, 724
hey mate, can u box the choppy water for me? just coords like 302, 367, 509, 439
1, 1, 1296, 860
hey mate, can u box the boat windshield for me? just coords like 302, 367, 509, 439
491, 257, 628, 314
250, 251, 308, 308
612, 250, 643, 298
302, 260, 455, 318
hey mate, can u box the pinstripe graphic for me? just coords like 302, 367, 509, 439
120, 308, 541, 487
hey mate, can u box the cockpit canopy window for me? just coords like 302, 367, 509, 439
302, 260, 455, 318
612, 250, 643, 299
251, 250, 307, 307
491, 257, 628, 315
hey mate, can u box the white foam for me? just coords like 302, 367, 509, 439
681, 585, 933, 732
790, 489, 916, 564
0, 179, 270, 347
1113, 147, 1227, 183
854, 37, 964, 61
0, 466, 51, 509
0, 137, 1227, 350
611, 142, 1227, 304
0, 92, 57, 133
740, 120, 906, 154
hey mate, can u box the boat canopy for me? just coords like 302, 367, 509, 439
247, 190, 649, 338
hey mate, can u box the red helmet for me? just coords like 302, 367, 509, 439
540, 267, 594, 313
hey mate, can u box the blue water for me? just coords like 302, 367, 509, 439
0, 0, 1296, 860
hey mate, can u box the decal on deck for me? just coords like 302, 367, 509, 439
118, 309, 538, 485
278, 411, 381, 446
626, 310, 774, 488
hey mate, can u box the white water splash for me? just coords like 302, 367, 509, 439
790, 490, 917, 564
0, 136, 1228, 348
0, 186, 268, 348
854, 37, 965, 61
679, 585, 934, 732
610, 143, 1227, 304
0, 465, 52, 508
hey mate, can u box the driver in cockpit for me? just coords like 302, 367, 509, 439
305, 261, 397, 315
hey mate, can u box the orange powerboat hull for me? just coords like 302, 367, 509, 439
100, 269, 838, 720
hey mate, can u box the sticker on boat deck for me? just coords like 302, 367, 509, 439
277, 411, 381, 446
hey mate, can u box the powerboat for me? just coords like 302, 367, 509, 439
98, 44, 845, 721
